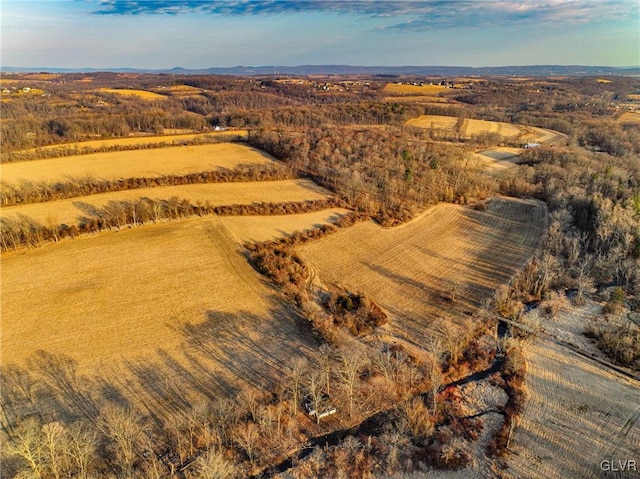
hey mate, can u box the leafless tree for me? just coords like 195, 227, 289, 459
286, 358, 308, 416
4, 417, 45, 479
191, 448, 237, 479
338, 349, 365, 417
232, 421, 260, 464
99, 405, 151, 475
67, 421, 96, 479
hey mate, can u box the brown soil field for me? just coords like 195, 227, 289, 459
383, 83, 450, 95
96, 88, 167, 100
507, 339, 640, 479
0, 143, 275, 184
1, 217, 317, 417
1, 180, 332, 226
13, 130, 248, 155
221, 208, 350, 243
300, 198, 546, 344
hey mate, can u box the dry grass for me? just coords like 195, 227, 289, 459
1, 180, 332, 226
221, 208, 350, 243
507, 339, 640, 479
383, 83, 450, 95
1, 217, 316, 414
618, 111, 640, 125
300, 198, 546, 344
96, 88, 167, 100
384, 95, 452, 104
15, 130, 248, 155
1, 143, 275, 184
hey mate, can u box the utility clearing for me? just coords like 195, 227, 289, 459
1, 217, 317, 418
300, 198, 546, 344
0, 143, 275, 184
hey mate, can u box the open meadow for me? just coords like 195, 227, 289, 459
300, 198, 546, 345
1, 179, 332, 226
1, 217, 318, 420
0, 143, 275, 184
96, 88, 168, 100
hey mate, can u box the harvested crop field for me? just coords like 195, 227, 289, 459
13, 130, 248, 156
618, 111, 640, 126
300, 198, 546, 344
472, 147, 522, 172
507, 339, 640, 479
1, 217, 317, 416
383, 83, 450, 95
97, 88, 167, 100
1, 179, 332, 226
0, 143, 276, 184
406, 115, 523, 138
221, 208, 350, 243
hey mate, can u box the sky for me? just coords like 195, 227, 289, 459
1, 0, 639, 69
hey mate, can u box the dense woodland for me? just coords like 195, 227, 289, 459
1, 72, 639, 478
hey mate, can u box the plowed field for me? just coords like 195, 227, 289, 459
300, 198, 546, 344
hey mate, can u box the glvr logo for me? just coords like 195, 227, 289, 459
600, 459, 637, 472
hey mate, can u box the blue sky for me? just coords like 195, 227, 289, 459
2, 1, 638, 68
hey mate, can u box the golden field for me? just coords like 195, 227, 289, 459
1, 143, 275, 184
507, 339, 640, 479
383, 83, 450, 95
618, 111, 640, 125
300, 198, 546, 343
96, 88, 167, 100
14, 130, 248, 156
406, 115, 523, 138
1, 217, 317, 415
1, 180, 333, 226
221, 208, 350, 243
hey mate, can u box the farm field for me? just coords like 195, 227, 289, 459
383, 83, 451, 95
1, 179, 332, 226
472, 147, 522, 172
507, 339, 640, 479
406, 115, 523, 138
221, 208, 350, 243
0, 143, 276, 184
0, 216, 317, 417
13, 130, 248, 156
96, 88, 167, 100
618, 111, 640, 125
300, 198, 546, 345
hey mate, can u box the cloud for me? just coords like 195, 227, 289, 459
91, 0, 639, 30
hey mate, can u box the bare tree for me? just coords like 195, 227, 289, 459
232, 421, 260, 464
318, 343, 334, 395
67, 421, 96, 479
191, 448, 237, 479
338, 349, 365, 417
99, 405, 150, 475
286, 358, 308, 417
4, 418, 44, 479
41, 421, 69, 479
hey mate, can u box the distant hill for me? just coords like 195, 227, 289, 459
2, 65, 639, 76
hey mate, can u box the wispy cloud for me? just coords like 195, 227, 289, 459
91, 1, 639, 29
